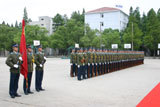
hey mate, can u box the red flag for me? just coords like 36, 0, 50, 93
20, 19, 28, 79
137, 83, 160, 107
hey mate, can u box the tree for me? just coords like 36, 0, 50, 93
0, 24, 19, 52
123, 7, 143, 50
71, 10, 84, 24
133, 7, 141, 28
23, 7, 31, 24
52, 14, 65, 32
2, 21, 5, 25
157, 8, 160, 21
144, 8, 160, 56
15, 20, 19, 28
50, 18, 85, 49
102, 29, 121, 49
14, 25, 49, 48
80, 25, 97, 47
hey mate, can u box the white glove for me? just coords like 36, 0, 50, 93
13, 64, 18, 68
78, 65, 80, 68
44, 56, 46, 60
40, 64, 43, 67
19, 57, 23, 61
88, 63, 90, 66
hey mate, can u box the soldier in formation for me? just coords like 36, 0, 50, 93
35, 45, 46, 92
6, 44, 23, 98
70, 48, 144, 81
23, 45, 34, 95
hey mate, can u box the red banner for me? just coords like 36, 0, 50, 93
137, 83, 160, 107
20, 19, 28, 79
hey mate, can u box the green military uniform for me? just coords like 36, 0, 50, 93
70, 52, 77, 77
23, 51, 34, 94
83, 51, 88, 78
6, 49, 23, 98
6, 52, 22, 73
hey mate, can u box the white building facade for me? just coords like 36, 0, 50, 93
29, 16, 53, 35
85, 7, 128, 31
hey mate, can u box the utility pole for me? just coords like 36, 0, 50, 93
132, 22, 134, 51
100, 22, 102, 48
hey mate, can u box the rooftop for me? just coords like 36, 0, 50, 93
86, 7, 120, 14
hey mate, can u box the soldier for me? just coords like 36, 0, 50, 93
93, 48, 97, 76
23, 45, 34, 95
70, 48, 76, 77
6, 44, 23, 98
99, 49, 103, 74
83, 48, 88, 79
88, 47, 93, 77
77, 48, 86, 80
96, 49, 100, 75
35, 45, 46, 92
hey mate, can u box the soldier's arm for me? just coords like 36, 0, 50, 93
6, 54, 14, 68
43, 56, 46, 64
70, 54, 73, 63
34, 54, 40, 66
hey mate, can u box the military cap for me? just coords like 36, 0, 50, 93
27, 45, 32, 49
37, 45, 42, 48
72, 48, 75, 51
12, 44, 18, 47
84, 48, 88, 51
80, 47, 83, 51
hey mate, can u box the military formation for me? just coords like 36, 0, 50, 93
6, 44, 46, 98
70, 47, 144, 81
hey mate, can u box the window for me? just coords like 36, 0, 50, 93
100, 22, 104, 26
100, 13, 104, 18
41, 18, 44, 21
41, 24, 44, 26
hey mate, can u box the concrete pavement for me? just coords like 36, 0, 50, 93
0, 58, 160, 107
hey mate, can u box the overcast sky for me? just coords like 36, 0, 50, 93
0, 0, 160, 25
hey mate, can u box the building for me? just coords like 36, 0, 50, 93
29, 16, 53, 35
85, 7, 128, 31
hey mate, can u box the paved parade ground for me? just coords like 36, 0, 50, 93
0, 57, 160, 107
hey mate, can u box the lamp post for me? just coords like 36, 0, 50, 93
132, 22, 134, 51
100, 22, 102, 48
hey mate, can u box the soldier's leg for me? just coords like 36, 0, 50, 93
9, 72, 16, 97
73, 63, 75, 76
28, 72, 33, 92
103, 63, 105, 74
94, 64, 96, 76
90, 64, 92, 77
85, 65, 88, 78
70, 64, 73, 77
99, 63, 101, 74
82, 65, 86, 79
23, 78, 27, 94
97, 64, 99, 75
107, 62, 108, 73
14, 73, 20, 95
35, 70, 40, 91
75, 64, 78, 76
39, 70, 44, 90
87, 64, 90, 78
77, 66, 81, 80
102, 63, 104, 74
